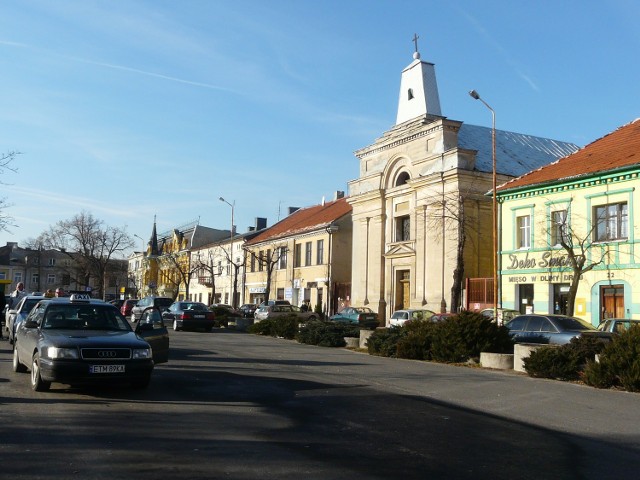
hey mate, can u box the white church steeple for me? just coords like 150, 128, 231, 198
396, 34, 442, 125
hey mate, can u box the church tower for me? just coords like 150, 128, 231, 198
396, 34, 441, 124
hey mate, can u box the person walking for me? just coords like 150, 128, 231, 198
4, 282, 27, 340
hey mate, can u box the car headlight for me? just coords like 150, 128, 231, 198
132, 348, 152, 359
47, 347, 79, 359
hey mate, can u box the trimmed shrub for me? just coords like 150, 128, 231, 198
524, 335, 607, 381
297, 319, 351, 347
246, 315, 298, 339
430, 311, 513, 363
583, 325, 640, 391
367, 327, 407, 357
395, 320, 439, 360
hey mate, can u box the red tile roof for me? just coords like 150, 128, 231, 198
245, 197, 351, 246
496, 118, 640, 193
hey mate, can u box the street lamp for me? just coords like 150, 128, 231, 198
469, 89, 499, 322
219, 197, 235, 307
133, 234, 145, 252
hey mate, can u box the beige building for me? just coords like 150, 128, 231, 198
243, 196, 352, 315
347, 46, 578, 324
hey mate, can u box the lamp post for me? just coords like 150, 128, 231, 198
325, 224, 339, 317
133, 234, 145, 252
469, 90, 498, 322
219, 197, 235, 307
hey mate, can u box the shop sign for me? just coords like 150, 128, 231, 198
249, 287, 266, 293
506, 251, 582, 270
506, 273, 581, 284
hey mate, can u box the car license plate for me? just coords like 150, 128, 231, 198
90, 365, 125, 374
194, 314, 205, 318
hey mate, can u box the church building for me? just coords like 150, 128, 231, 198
347, 41, 579, 324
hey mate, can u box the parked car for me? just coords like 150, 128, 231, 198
597, 318, 640, 334
162, 301, 216, 332
131, 296, 173, 322
504, 314, 603, 345
389, 309, 436, 327
330, 307, 379, 330
109, 299, 124, 309
210, 304, 241, 327
238, 303, 257, 318
430, 313, 457, 322
480, 308, 520, 325
121, 299, 139, 317
12, 294, 167, 391
5, 294, 44, 344
254, 304, 319, 322
258, 299, 291, 308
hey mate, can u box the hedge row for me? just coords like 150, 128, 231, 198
366, 311, 513, 363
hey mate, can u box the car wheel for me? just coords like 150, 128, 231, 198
12, 344, 26, 373
173, 320, 180, 331
31, 352, 51, 392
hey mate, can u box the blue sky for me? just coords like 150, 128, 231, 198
1, 0, 639, 251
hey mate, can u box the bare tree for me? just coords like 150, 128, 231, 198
159, 251, 198, 300
246, 244, 287, 302
39, 211, 134, 299
191, 248, 224, 304
543, 209, 610, 316
427, 193, 484, 313
0, 151, 20, 233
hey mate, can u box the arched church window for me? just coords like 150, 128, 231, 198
395, 171, 410, 186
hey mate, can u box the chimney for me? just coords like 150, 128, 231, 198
288, 207, 300, 215
254, 217, 267, 231
334, 191, 345, 200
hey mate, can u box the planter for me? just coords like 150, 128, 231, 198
233, 318, 254, 331
514, 343, 553, 372
359, 329, 375, 349
480, 352, 514, 370
344, 337, 359, 348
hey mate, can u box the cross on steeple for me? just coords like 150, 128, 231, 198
412, 33, 419, 53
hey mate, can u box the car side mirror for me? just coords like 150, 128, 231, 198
24, 319, 39, 329
8, 309, 17, 315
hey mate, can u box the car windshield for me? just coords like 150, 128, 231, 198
42, 305, 132, 331
552, 316, 594, 331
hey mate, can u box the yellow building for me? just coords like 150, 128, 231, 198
347, 45, 577, 324
243, 196, 352, 316
496, 119, 640, 325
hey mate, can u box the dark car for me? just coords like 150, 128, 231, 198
12, 294, 167, 391
162, 301, 216, 332
131, 296, 173, 322
504, 314, 601, 345
330, 307, 379, 330
121, 299, 139, 317
238, 303, 257, 318
209, 304, 241, 328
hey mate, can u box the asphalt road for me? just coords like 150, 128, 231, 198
1, 329, 640, 479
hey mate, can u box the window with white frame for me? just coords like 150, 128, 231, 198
47, 273, 56, 284
48, 258, 56, 266
594, 202, 628, 242
14, 272, 22, 283
517, 215, 531, 249
551, 210, 569, 246
31, 273, 39, 286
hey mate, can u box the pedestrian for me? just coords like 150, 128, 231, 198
55, 288, 65, 297
44, 289, 55, 298
5, 282, 27, 340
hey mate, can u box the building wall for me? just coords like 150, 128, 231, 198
498, 170, 640, 326
348, 117, 496, 324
